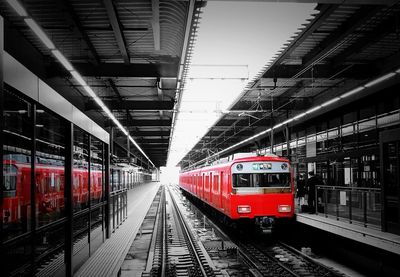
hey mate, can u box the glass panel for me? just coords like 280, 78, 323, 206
73, 128, 89, 212
35, 109, 66, 227
2, 89, 32, 241
232, 173, 290, 188
3, 237, 32, 276
90, 138, 103, 205
35, 223, 65, 270
91, 207, 104, 254
72, 213, 89, 272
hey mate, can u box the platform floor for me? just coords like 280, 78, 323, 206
75, 182, 160, 277
296, 212, 400, 255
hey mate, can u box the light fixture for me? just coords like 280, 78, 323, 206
6, 0, 28, 17
305, 105, 322, 114
364, 72, 396, 88
293, 112, 306, 120
71, 71, 87, 87
320, 97, 340, 107
52, 50, 74, 71
24, 18, 55, 49
9, 0, 155, 168
340, 86, 364, 99
185, 67, 400, 169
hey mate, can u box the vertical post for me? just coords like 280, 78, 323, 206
110, 127, 114, 159
379, 134, 386, 232
363, 191, 368, 227
286, 125, 290, 159
349, 190, 352, 224
0, 14, 4, 266
127, 135, 130, 159
271, 93, 274, 154
336, 189, 339, 220
324, 189, 328, 218
30, 104, 37, 274
104, 143, 111, 238
88, 135, 91, 253
65, 123, 73, 276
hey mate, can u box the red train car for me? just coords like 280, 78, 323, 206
2, 155, 103, 229
179, 153, 294, 224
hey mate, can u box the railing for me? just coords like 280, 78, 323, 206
316, 185, 381, 229
109, 188, 128, 233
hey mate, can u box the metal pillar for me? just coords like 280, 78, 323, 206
30, 104, 37, 274
105, 143, 111, 238
65, 123, 74, 277
286, 125, 290, 159
0, 14, 4, 269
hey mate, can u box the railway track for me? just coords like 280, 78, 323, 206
143, 185, 218, 277
175, 185, 349, 277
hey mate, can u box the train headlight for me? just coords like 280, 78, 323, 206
278, 205, 291, 213
237, 205, 251, 214
281, 163, 288, 170
236, 164, 243, 171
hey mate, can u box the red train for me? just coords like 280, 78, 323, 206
2, 154, 103, 231
179, 153, 294, 225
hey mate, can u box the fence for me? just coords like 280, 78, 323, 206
109, 188, 128, 233
316, 185, 381, 228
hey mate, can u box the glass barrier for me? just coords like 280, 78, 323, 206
109, 188, 128, 233
316, 185, 381, 228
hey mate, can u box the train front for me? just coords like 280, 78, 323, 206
229, 158, 294, 225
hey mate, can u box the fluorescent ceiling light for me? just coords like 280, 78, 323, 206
340, 86, 364, 99
364, 72, 396, 88
24, 18, 55, 49
6, 0, 28, 17
320, 97, 340, 107
293, 112, 306, 120
71, 71, 87, 87
305, 105, 322, 114
52, 50, 74, 71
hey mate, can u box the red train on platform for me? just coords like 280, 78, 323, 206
179, 153, 294, 226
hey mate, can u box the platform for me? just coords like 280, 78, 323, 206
75, 182, 161, 277
296, 212, 400, 255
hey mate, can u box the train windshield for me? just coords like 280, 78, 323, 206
232, 173, 290, 188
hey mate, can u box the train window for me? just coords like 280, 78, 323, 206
3, 165, 17, 191
232, 173, 290, 188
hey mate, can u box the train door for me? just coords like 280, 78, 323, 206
195, 174, 198, 195
381, 128, 400, 235
208, 173, 212, 203
201, 173, 205, 200
219, 172, 224, 210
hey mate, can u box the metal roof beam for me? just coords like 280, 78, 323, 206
151, 0, 161, 51
55, 0, 100, 65
48, 62, 178, 78
86, 100, 174, 111
301, 6, 381, 70
132, 130, 170, 137
203, 0, 396, 4
262, 64, 375, 79
103, 0, 130, 64
107, 78, 136, 130
263, 4, 337, 72
332, 11, 400, 67
106, 119, 172, 127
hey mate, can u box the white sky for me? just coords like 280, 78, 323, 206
167, 1, 316, 168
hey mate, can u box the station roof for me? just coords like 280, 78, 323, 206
1, 0, 399, 168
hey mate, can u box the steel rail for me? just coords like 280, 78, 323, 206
167, 186, 209, 276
